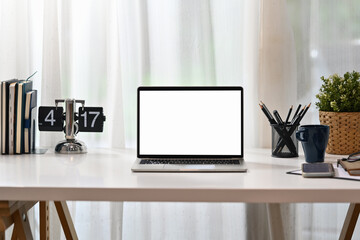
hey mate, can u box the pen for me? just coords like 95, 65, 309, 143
273, 110, 284, 125
285, 105, 293, 125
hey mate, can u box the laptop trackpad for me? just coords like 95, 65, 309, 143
164, 164, 216, 170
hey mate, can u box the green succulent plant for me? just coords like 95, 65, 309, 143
316, 71, 360, 112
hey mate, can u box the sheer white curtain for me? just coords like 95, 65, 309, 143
285, 0, 360, 239
1, 0, 358, 239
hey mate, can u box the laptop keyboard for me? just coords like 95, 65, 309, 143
139, 159, 241, 165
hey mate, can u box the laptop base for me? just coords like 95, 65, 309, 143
131, 159, 247, 172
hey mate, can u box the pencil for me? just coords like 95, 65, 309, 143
291, 106, 306, 125
292, 104, 302, 122
259, 104, 277, 124
285, 105, 293, 125
298, 103, 311, 122
260, 101, 276, 123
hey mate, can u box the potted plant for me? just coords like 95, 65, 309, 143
316, 71, 360, 155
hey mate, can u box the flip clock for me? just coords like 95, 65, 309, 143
38, 99, 106, 154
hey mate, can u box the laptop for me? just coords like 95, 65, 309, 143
131, 86, 246, 172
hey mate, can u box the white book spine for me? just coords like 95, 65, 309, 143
1, 83, 5, 154
8, 83, 16, 154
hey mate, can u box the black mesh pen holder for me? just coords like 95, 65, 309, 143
271, 124, 299, 158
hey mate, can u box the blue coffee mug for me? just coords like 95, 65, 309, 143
296, 125, 329, 163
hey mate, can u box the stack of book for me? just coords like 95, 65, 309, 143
1, 79, 37, 154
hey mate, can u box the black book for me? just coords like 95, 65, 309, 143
1, 79, 19, 154
24, 90, 37, 153
15, 80, 33, 154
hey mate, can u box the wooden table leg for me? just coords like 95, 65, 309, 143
11, 223, 18, 240
0, 201, 78, 239
266, 203, 285, 240
40, 201, 49, 240
0, 201, 36, 240
12, 210, 33, 240
54, 201, 78, 240
339, 203, 360, 240
0, 215, 13, 235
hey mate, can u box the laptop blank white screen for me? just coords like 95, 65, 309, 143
139, 89, 242, 156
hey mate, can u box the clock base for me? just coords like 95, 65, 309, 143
55, 139, 87, 154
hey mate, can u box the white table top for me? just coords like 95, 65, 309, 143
0, 148, 358, 203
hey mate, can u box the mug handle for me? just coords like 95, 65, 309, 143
296, 129, 308, 142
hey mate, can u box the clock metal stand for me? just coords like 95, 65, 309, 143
55, 99, 87, 154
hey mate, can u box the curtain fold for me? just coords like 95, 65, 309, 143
258, 0, 298, 148
40, 0, 63, 148
106, 0, 125, 149
252, 1, 298, 238
0, 0, 31, 79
